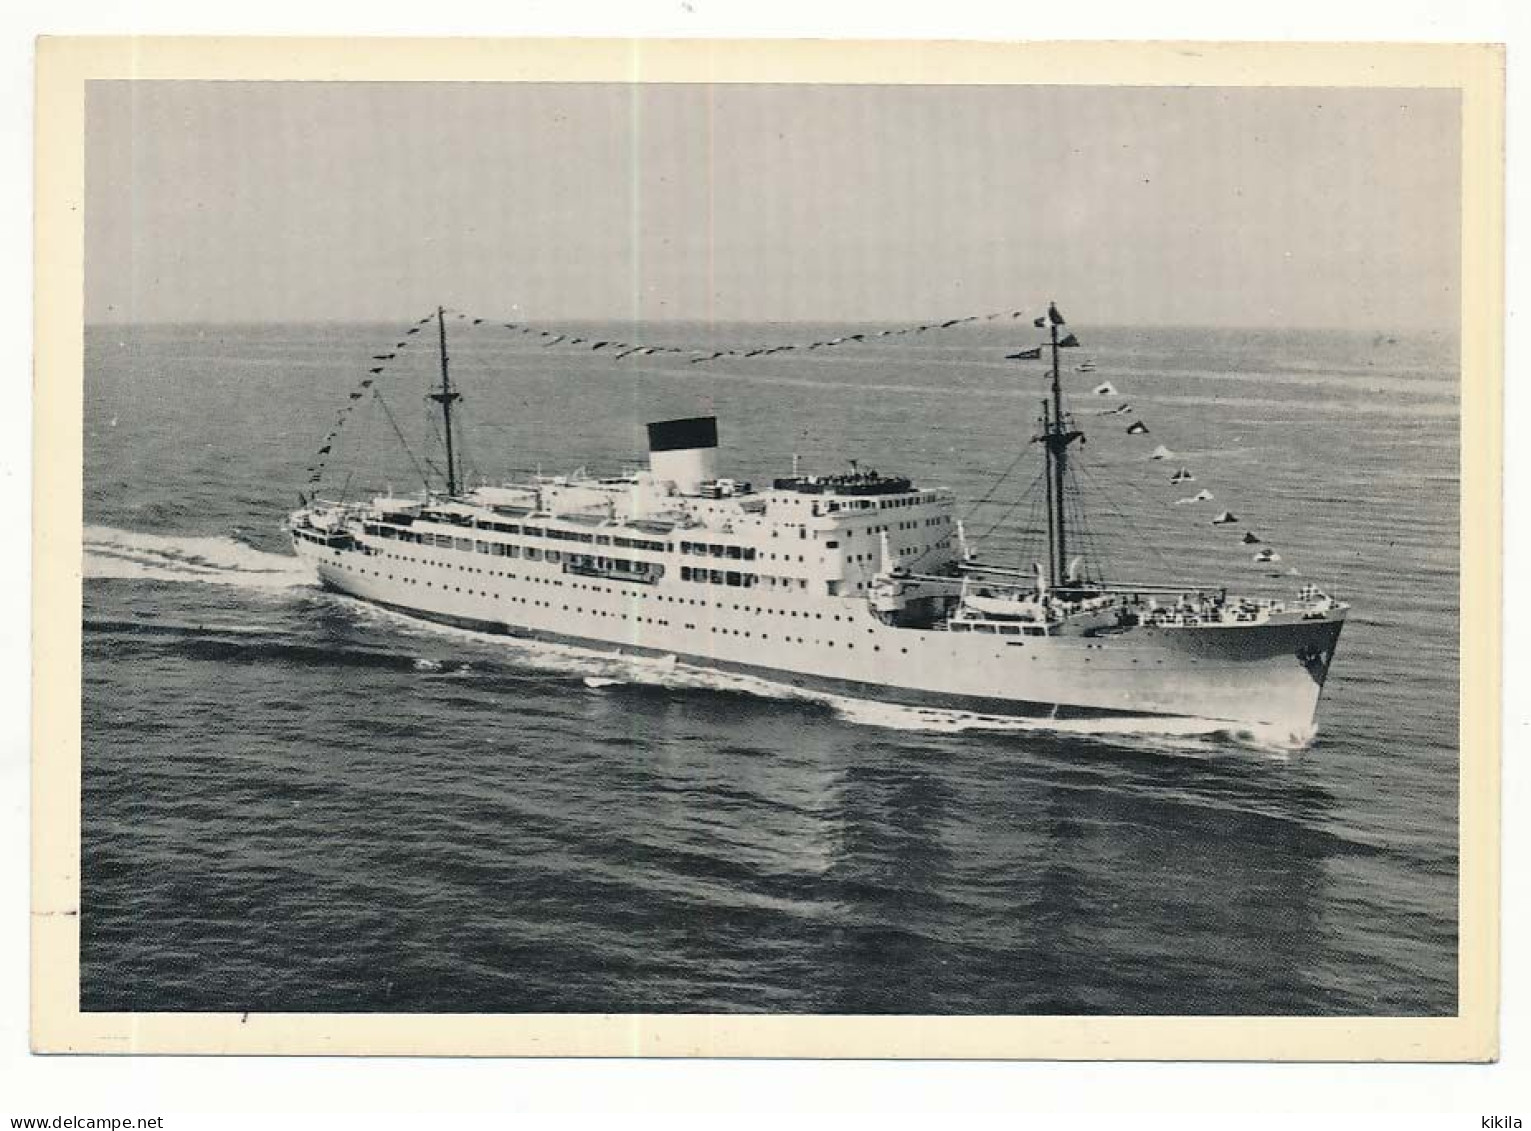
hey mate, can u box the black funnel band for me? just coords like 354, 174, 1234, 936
647, 416, 718, 452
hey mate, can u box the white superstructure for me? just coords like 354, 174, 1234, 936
291, 426, 1345, 736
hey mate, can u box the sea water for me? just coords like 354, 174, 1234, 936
80, 320, 1458, 1014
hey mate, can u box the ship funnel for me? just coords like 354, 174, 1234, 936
646, 415, 719, 495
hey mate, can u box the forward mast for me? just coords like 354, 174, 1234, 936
428, 305, 463, 497
1032, 302, 1084, 591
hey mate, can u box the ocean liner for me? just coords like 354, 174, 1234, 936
289, 306, 1347, 738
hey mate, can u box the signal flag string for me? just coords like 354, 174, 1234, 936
1003, 304, 1303, 582
305, 306, 1313, 586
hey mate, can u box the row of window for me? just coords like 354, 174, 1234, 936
820, 493, 942, 513
346, 548, 883, 621
295, 528, 348, 546
950, 621, 1050, 636
679, 540, 758, 561
611, 534, 668, 552
680, 566, 757, 588
405, 506, 953, 550
564, 554, 661, 581
385, 515, 955, 565
362, 523, 829, 587
364, 548, 819, 600
405, 514, 671, 554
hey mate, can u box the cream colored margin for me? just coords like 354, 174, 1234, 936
32, 37, 1503, 1060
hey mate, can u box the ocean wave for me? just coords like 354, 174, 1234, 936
84, 525, 316, 591
822, 696, 1310, 756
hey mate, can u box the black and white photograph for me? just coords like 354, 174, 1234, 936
30, 37, 1502, 1062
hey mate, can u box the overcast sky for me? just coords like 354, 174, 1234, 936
85, 81, 1460, 328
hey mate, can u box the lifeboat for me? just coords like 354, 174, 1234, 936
962, 590, 1047, 621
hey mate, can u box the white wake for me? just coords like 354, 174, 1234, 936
83, 525, 316, 591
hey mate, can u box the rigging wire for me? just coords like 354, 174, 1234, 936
976, 466, 1048, 543
959, 444, 1035, 523
1002, 473, 1049, 573
1074, 458, 1183, 581
336, 382, 379, 506
423, 389, 449, 492
1063, 460, 1105, 582
372, 388, 433, 495
455, 412, 480, 490
449, 347, 505, 490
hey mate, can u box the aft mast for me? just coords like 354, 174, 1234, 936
1037, 302, 1083, 589
428, 305, 462, 496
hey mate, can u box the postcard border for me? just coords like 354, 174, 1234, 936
32, 36, 1504, 1060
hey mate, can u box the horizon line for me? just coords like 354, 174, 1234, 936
83, 316, 1458, 335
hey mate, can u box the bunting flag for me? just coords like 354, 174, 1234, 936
1034, 319, 1291, 574
304, 310, 434, 493
445, 304, 1051, 366
313, 304, 1302, 583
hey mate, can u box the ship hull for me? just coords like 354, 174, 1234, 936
297, 537, 1343, 737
